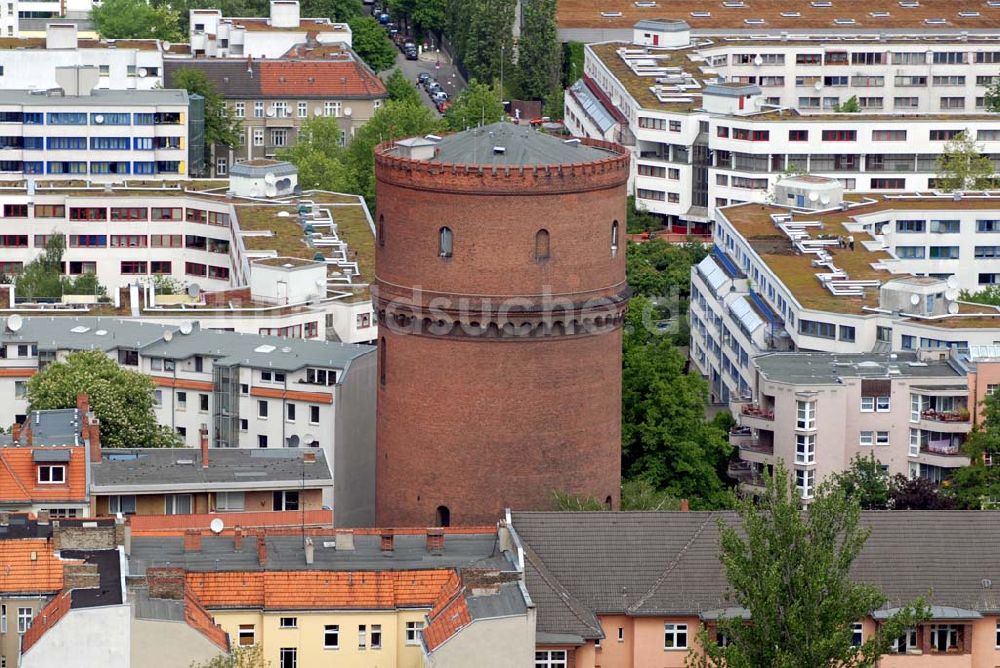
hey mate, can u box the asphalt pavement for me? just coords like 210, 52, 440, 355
386, 49, 466, 116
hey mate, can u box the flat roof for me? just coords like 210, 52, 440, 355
0, 89, 188, 107
752, 351, 963, 384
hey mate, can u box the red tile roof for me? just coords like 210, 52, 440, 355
184, 590, 231, 651
423, 573, 472, 652
186, 569, 455, 610
259, 60, 386, 99
0, 447, 87, 504
128, 509, 333, 534
0, 538, 80, 594
20, 590, 71, 654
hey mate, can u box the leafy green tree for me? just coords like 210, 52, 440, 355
443, 79, 504, 130
833, 95, 861, 113
960, 284, 1000, 305
551, 479, 685, 511
688, 462, 928, 668
986, 76, 1000, 112
277, 116, 355, 192
189, 644, 270, 667
564, 41, 585, 86
300, 0, 362, 21
936, 130, 995, 192
951, 389, 1000, 507
516, 0, 560, 102
622, 295, 733, 508
348, 16, 397, 72
626, 239, 707, 298
27, 350, 180, 448
154, 0, 269, 33
16, 236, 108, 301
410, 0, 446, 33
461, 0, 514, 85
831, 454, 892, 510
385, 68, 421, 105
889, 474, 957, 510
92, 0, 183, 40
345, 100, 443, 206
626, 195, 660, 234
169, 67, 241, 169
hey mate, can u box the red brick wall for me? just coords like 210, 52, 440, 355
373, 139, 627, 527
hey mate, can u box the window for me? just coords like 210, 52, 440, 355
876, 431, 890, 446
535, 229, 550, 261
199, 394, 209, 412
109, 495, 136, 515
896, 219, 925, 233
164, 494, 192, 515
861, 396, 875, 412
37, 465, 65, 484
876, 396, 890, 412
637, 188, 665, 201
822, 130, 857, 141
371, 624, 382, 649
359, 624, 367, 648
788, 129, 808, 141
271, 129, 288, 147
871, 178, 905, 190
324, 101, 341, 117
310, 405, 320, 425
664, 623, 688, 649
233, 102, 245, 118
273, 490, 299, 511
17, 608, 31, 634
238, 624, 255, 646
839, 325, 856, 342
1, 604, 5, 634
894, 97, 919, 109
298, 101, 308, 117
279, 617, 297, 628
852, 622, 863, 647
535, 651, 568, 668
799, 319, 836, 339
279, 648, 296, 668
860, 431, 874, 446
796, 468, 815, 499
612, 221, 619, 255
930, 129, 961, 141
929, 246, 959, 259
796, 400, 816, 430
940, 97, 966, 110
873, 130, 906, 142
896, 246, 925, 259
286, 403, 296, 422
717, 126, 729, 138
405, 621, 424, 645
892, 628, 917, 654
439, 226, 453, 258
258, 435, 268, 448
253, 128, 264, 146
795, 434, 815, 464
324, 624, 339, 648
216, 492, 244, 511
258, 400, 268, 419
930, 624, 960, 652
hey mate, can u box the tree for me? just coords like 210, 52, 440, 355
626, 195, 660, 234
460, 0, 515, 86
189, 644, 270, 668
385, 67, 421, 105
516, 0, 561, 103
92, 0, 183, 40
27, 350, 180, 448
833, 95, 860, 113
951, 389, 1000, 507
936, 130, 995, 192
626, 238, 707, 299
300, 0, 362, 21
348, 16, 397, 72
551, 479, 684, 511
622, 295, 733, 508
889, 474, 957, 510
960, 284, 1000, 306
410, 0, 446, 33
443, 79, 505, 130
16, 236, 108, 301
277, 116, 355, 192
831, 454, 893, 510
169, 68, 241, 169
345, 100, 443, 206
986, 77, 1000, 112
688, 462, 928, 668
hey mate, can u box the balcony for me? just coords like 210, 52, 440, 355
919, 440, 971, 468
728, 461, 767, 489
918, 409, 972, 433
920, 409, 970, 423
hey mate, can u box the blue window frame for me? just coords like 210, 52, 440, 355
47, 137, 87, 150
89, 161, 130, 175
24, 162, 43, 174
133, 161, 155, 175
46, 112, 87, 125
133, 113, 154, 125
90, 137, 131, 150
47, 161, 87, 174
22, 137, 43, 150
156, 161, 180, 174
23, 113, 44, 125
133, 137, 154, 150
90, 112, 130, 125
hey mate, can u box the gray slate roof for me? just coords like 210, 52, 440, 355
513, 511, 1000, 637
466, 582, 529, 621
0, 408, 81, 446
0, 317, 372, 373
412, 122, 615, 167
753, 351, 964, 384
127, 532, 512, 574
91, 448, 332, 492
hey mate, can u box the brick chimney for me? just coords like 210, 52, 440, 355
11, 422, 20, 443
680, 499, 690, 512
76, 393, 90, 421
234, 526, 243, 550
37, 509, 50, 525
24, 423, 32, 447
303, 451, 316, 464
335, 529, 355, 551
380, 532, 394, 553
304, 536, 314, 565
184, 529, 202, 552
426, 528, 444, 555
147, 567, 185, 600
199, 424, 209, 469
257, 533, 268, 567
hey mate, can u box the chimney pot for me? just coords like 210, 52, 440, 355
0, 512, 9, 526
24, 424, 32, 447
37, 509, 50, 525
257, 533, 268, 567
426, 528, 445, 555
335, 529, 355, 551
303, 451, 316, 463
304, 536, 314, 565
234, 526, 243, 550
184, 529, 202, 552
680, 499, 690, 512
380, 532, 394, 553
11, 422, 20, 442
200, 424, 209, 469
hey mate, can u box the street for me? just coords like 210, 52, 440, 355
385, 48, 466, 116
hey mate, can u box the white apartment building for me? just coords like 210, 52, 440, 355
0, 67, 191, 181
188, 0, 351, 59
0, 25, 164, 90
0, 316, 376, 524
688, 177, 1000, 407
729, 351, 973, 500
0, 160, 376, 345
566, 20, 1000, 233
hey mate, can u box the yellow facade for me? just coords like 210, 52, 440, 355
210, 608, 429, 668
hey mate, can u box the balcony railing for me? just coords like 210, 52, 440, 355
741, 404, 774, 420
922, 441, 964, 456
738, 440, 774, 455
728, 461, 766, 487
920, 409, 970, 423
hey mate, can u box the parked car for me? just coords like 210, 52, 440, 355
427, 82, 442, 94
377, 12, 389, 24
436, 100, 451, 114
431, 91, 448, 103
417, 72, 431, 85
405, 46, 418, 60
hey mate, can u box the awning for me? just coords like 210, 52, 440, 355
696, 255, 728, 292
872, 605, 982, 621
730, 297, 764, 333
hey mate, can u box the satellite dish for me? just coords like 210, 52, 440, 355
753, 55, 763, 67
162, 41, 172, 51
179, 321, 193, 335
266, 108, 276, 117
820, 195, 831, 205
808, 191, 819, 202
303, 433, 315, 444
316, 277, 326, 288
93, 114, 104, 124
910, 293, 921, 305
344, 106, 353, 117
948, 302, 960, 314
264, 172, 277, 185
163, 330, 173, 342
313, 108, 323, 116
945, 288, 959, 300
287, 434, 300, 448
209, 518, 224, 534
187, 283, 201, 298
947, 275, 960, 289
277, 210, 290, 217
6, 314, 22, 332
814, 81, 823, 91
138, 67, 148, 77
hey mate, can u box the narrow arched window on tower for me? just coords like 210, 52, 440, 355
535, 229, 550, 261
439, 226, 453, 258
611, 220, 620, 257
436, 505, 451, 527
378, 214, 385, 247
379, 337, 386, 386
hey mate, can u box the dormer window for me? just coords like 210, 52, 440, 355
37, 465, 65, 484
304, 368, 337, 386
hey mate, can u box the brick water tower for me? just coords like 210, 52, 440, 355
374, 122, 629, 527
